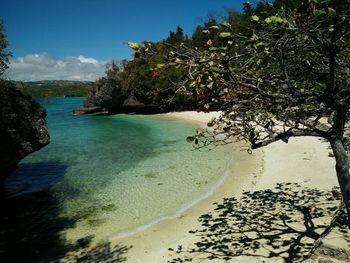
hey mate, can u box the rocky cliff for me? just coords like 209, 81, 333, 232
74, 78, 165, 115
0, 81, 50, 180
84, 78, 126, 113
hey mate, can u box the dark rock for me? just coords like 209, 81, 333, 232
122, 94, 163, 114
72, 106, 104, 115
0, 80, 50, 181
84, 79, 126, 113
77, 78, 166, 115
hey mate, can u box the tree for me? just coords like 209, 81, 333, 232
134, 0, 350, 224
167, 26, 185, 45
0, 20, 11, 76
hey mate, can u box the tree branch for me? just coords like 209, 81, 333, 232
251, 129, 326, 149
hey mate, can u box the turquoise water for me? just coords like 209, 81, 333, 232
5, 97, 234, 248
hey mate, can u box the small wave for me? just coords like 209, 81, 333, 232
111, 155, 234, 239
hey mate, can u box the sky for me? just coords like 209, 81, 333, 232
1, 0, 247, 81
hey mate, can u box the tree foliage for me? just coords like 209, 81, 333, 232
0, 20, 11, 77
89, 26, 196, 111
134, 0, 350, 224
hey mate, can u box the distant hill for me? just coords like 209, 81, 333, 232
25, 80, 93, 87
15, 80, 95, 98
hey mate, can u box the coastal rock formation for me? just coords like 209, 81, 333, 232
84, 79, 126, 114
72, 106, 104, 116
0, 81, 50, 180
76, 80, 164, 115
122, 94, 162, 114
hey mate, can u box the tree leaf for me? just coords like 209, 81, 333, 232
219, 32, 232, 38
265, 16, 287, 24
220, 21, 231, 27
251, 15, 260, 22
128, 42, 139, 50
326, 8, 336, 16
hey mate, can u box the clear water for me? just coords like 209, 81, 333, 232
4, 97, 234, 251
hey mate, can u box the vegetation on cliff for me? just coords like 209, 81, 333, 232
83, 25, 221, 113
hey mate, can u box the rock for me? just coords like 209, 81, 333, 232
122, 94, 162, 114
72, 106, 104, 115
79, 78, 165, 115
0, 81, 50, 182
83, 79, 126, 113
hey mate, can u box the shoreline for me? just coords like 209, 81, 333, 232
64, 111, 350, 262
110, 111, 264, 262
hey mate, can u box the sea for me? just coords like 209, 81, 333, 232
2, 97, 235, 261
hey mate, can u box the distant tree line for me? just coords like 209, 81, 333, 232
16, 81, 94, 98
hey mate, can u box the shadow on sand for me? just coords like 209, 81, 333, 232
169, 182, 350, 263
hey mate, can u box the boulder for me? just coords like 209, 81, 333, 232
122, 94, 162, 114
0, 81, 50, 181
72, 106, 104, 115
84, 79, 126, 113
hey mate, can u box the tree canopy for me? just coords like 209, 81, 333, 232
132, 0, 350, 224
0, 20, 11, 77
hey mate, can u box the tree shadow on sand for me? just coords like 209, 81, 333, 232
63, 241, 132, 263
169, 183, 350, 263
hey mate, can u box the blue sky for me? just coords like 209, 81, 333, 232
1, 0, 247, 81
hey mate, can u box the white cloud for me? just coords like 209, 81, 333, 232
5, 53, 109, 81
77, 55, 99, 65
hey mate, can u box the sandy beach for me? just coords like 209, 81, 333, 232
65, 111, 350, 263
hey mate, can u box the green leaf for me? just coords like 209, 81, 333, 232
313, 9, 326, 17
210, 25, 219, 29
251, 33, 259, 41
326, 7, 336, 16
219, 32, 231, 38
128, 42, 139, 50
265, 16, 287, 24
251, 15, 260, 22
220, 21, 231, 27
202, 29, 210, 34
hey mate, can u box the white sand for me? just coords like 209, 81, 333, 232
159, 111, 223, 124
65, 111, 350, 262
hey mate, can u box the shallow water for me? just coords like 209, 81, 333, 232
3, 97, 234, 259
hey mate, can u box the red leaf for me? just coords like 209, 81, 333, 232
151, 69, 158, 78
225, 92, 234, 100
198, 94, 206, 100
